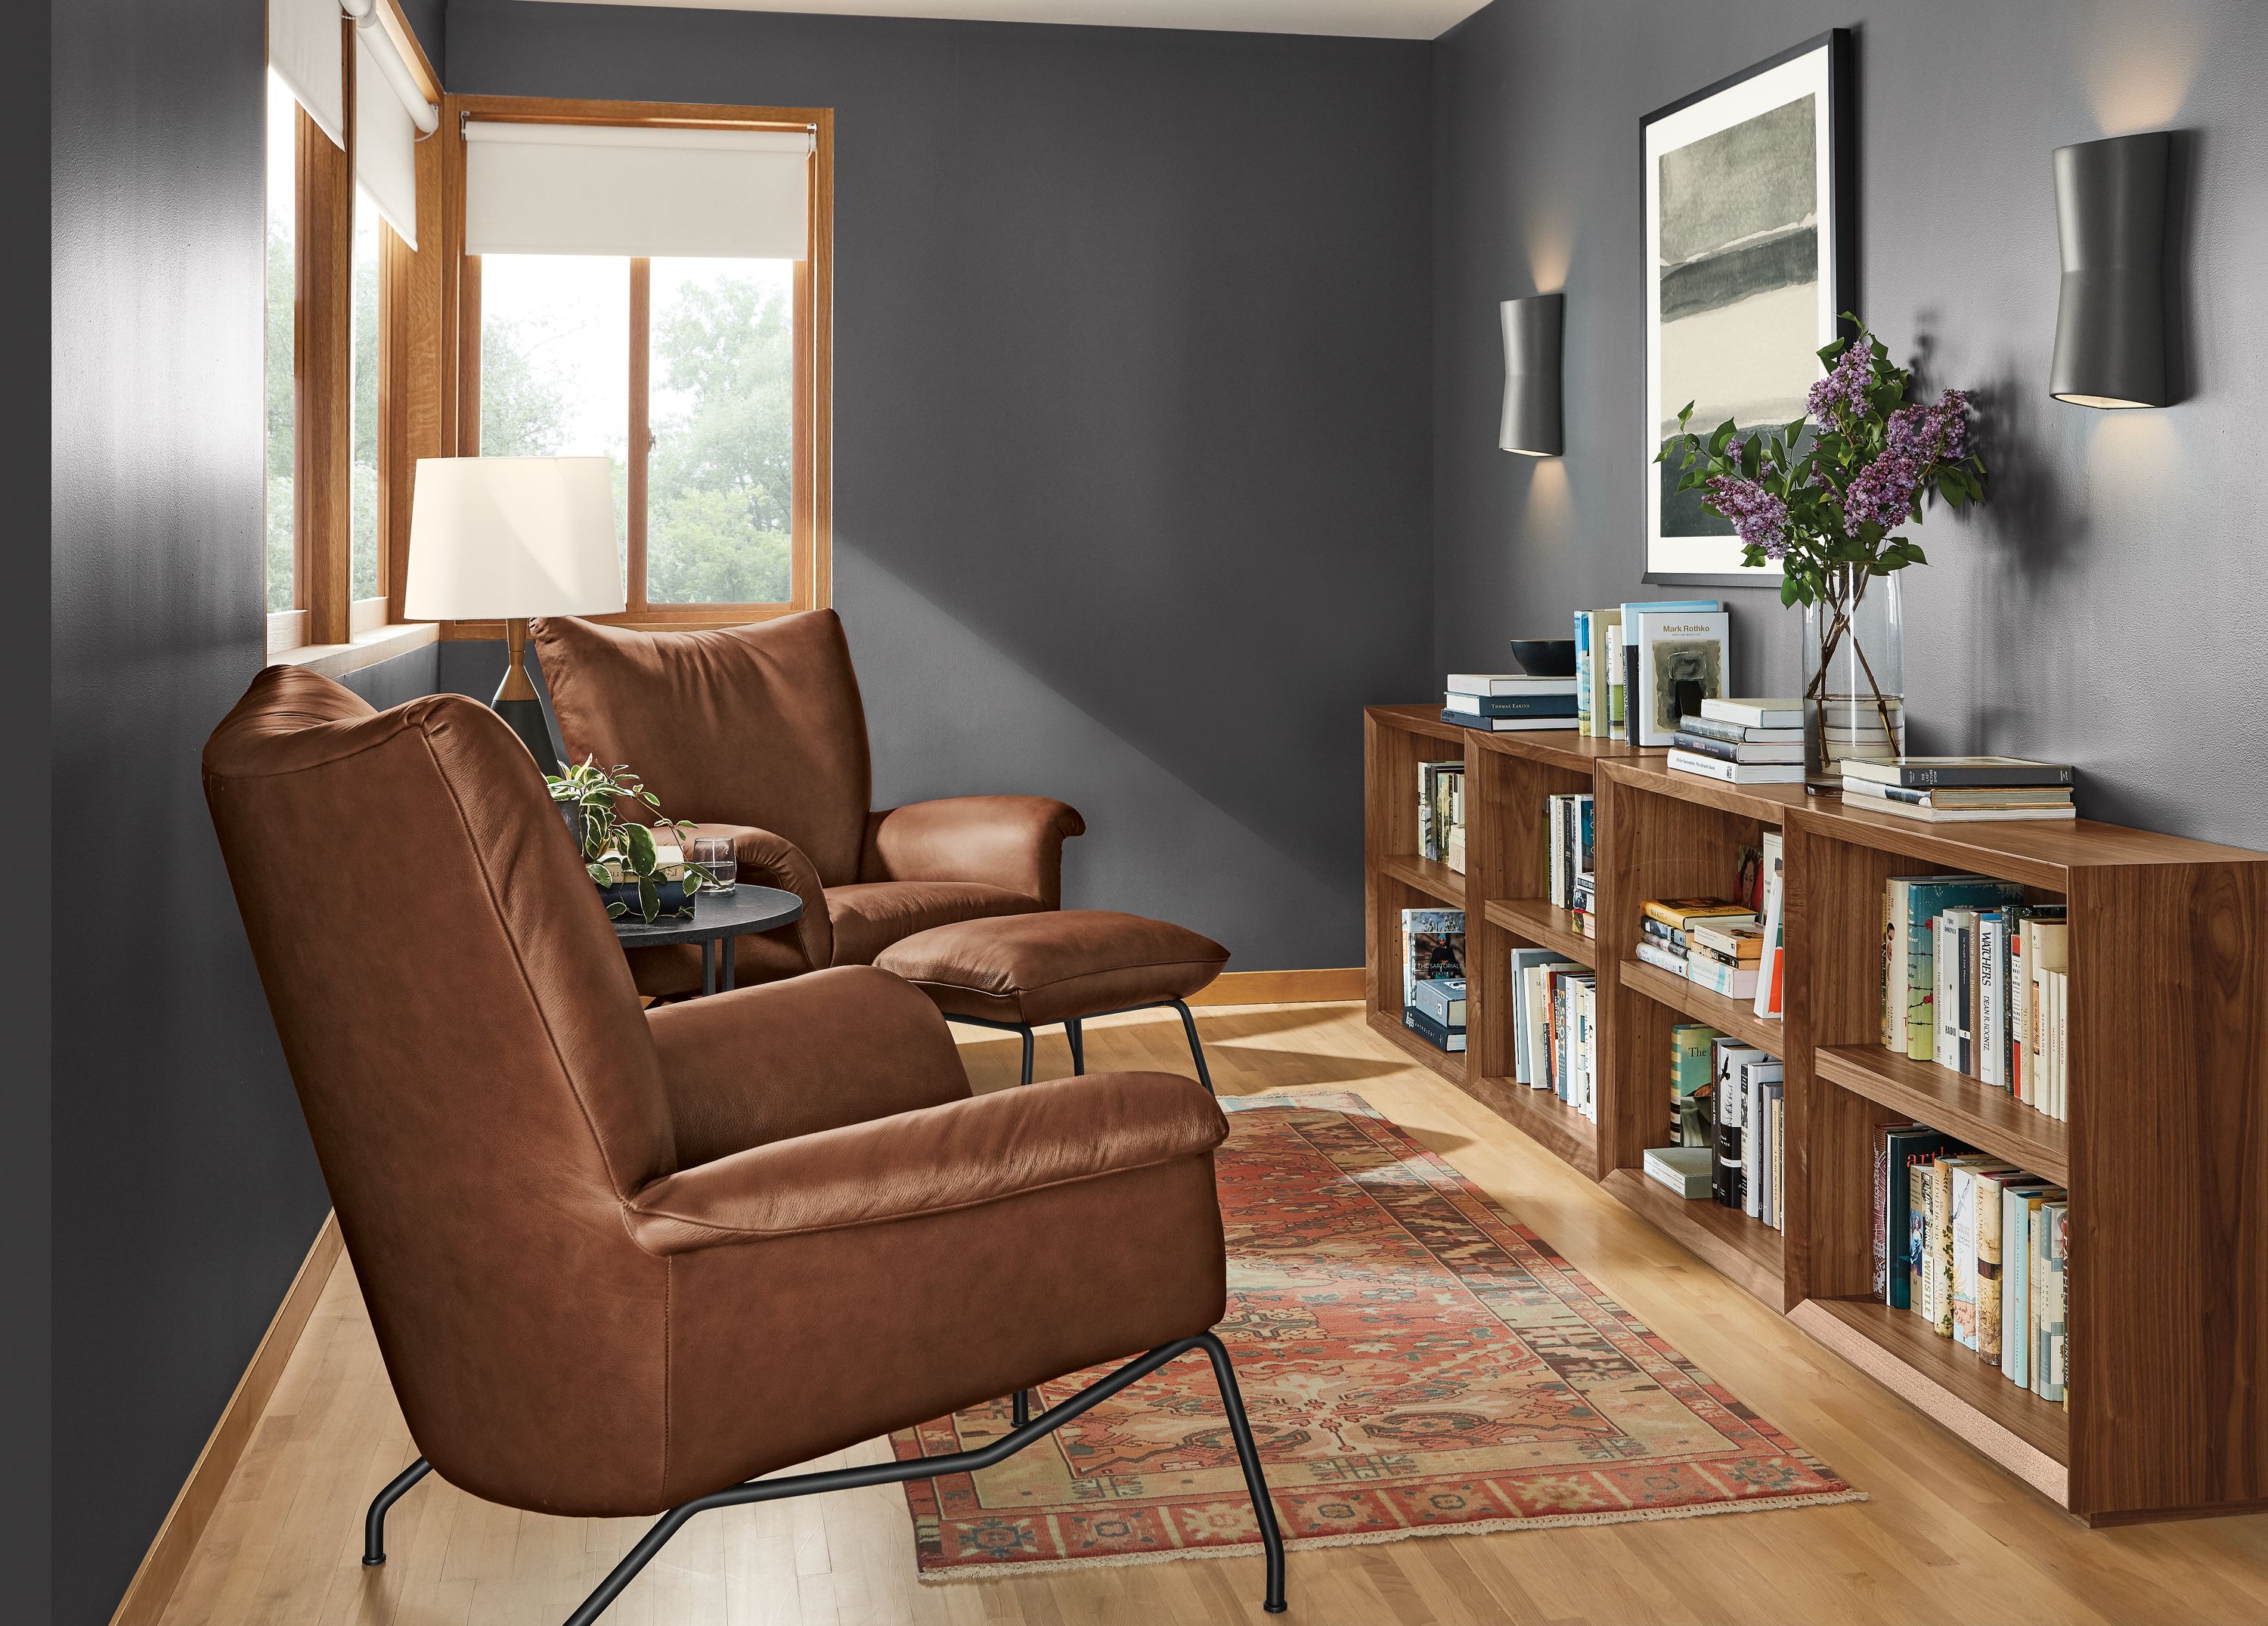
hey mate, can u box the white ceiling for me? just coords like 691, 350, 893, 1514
530, 0, 1491, 43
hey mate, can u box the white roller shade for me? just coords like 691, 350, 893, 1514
353, 26, 420, 248
269, 0, 345, 150
464, 123, 813, 260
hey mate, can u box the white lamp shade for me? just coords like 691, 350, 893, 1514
404, 457, 626, 621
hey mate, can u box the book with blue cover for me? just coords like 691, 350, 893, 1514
1402, 1004, 1467, 1052
1881, 875, 2025, 1061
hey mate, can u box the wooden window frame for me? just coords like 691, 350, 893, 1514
269, 3, 445, 662
440, 94, 835, 640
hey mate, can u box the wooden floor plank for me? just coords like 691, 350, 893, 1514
152, 1001, 2268, 1626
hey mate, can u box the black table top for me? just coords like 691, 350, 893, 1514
609, 884, 803, 946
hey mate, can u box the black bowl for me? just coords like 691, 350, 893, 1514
1507, 638, 1577, 677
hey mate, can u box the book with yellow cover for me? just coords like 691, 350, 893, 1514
1642, 897, 1758, 931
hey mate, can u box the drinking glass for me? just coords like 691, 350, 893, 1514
689, 835, 738, 895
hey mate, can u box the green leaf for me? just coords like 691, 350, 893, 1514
637, 877, 659, 922
624, 823, 658, 870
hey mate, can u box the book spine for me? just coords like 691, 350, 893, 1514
1951, 1166, 1980, 1350
1743, 1067, 1764, 1221
1574, 611, 1592, 732
1882, 881, 1904, 1051
1979, 914, 2002, 1089
1664, 749, 1738, 783
1906, 1163, 1929, 1316
1978, 1176, 2006, 1365
2003, 1190, 2030, 1387
1873, 1129, 1892, 1299
1930, 1160, 1956, 1336
1933, 916, 1959, 1068
2036, 1204, 2068, 1402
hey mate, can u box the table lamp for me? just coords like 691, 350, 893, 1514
404, 456, 625, 770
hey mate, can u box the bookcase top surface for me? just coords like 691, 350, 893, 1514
1598, 754, 1812, 822
1366, 705, 1647, 774
1795, 795, 2268, 883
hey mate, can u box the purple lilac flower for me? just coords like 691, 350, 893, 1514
1806, 339, 1873, 426
1845, 390, 1972, 531
1705, 474, 1789, 559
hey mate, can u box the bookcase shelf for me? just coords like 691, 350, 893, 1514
1815, 1044, 2070, 1185
1483, 897, 1595, 967
1364, 700, 2268, 1525
1377, 852, 1466, 908
1601, 1169, 1783, 1307
1618, 956, 1783, 1055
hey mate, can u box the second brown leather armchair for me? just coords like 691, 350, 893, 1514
529, 609, 1086, 997
202, 668, 1286, 1625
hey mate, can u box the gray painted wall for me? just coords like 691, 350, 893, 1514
445, 1, 1436, 969
1433, 0, 2268, 844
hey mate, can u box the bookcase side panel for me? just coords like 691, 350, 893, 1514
1365, 717, 1462, 1024
1786, 824, 1906, 1301
2067, 862, 2268, 1519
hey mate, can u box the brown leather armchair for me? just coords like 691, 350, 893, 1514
528, 609, 1086, 997
202, 667, 1285, 1624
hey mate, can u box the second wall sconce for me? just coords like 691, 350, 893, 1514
2050, 130, 2171, 409
1499, 293, 1563, 455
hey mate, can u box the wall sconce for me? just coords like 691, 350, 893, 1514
1499, 293, 1563, 455
2050, 131, 2170, 408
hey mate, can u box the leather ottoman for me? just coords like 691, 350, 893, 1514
875, 910, 1230, 1090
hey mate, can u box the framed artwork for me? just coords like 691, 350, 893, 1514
1641, 29, 1853, 584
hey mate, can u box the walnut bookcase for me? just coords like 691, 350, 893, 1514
1363, 703, 2268, 1524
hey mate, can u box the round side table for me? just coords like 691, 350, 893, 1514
611, 886, 804, 996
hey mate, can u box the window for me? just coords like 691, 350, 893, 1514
264, 1, 438, 661
350, 187, 386, 605
454, 101, 833, 626
264, 70, 298, 616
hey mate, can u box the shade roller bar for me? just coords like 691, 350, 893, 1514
464, 122, 814, 260
269, 0, 345, 150
354, 28, 419, 247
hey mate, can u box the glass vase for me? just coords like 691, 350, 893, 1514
1802, 565, 1905, 790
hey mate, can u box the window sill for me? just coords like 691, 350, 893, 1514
269, 621, 439, 680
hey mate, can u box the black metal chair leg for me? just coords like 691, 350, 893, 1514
1172, 999, 1216, 1095
1066, 1018, 1085, 1076
554, 1334, 1286, 1624
1012, 1389, 1031, 1426
361, 1456, 432, 1566
1197, 1331, 1287, 1612
1018, 1025, 1034, 1086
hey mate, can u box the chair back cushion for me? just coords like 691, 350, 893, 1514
531, 611, 872, 886
203, 666, 679, 1513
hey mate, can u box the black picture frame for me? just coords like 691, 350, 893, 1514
1640, 28, 1856, 587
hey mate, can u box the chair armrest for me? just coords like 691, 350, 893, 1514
626, 1071, 1225, 1255
683, 822, 834, 971
646, 965, 968, 1163
859, 796, 1086, 908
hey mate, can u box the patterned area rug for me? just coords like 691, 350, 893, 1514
892, 1092, 1861, 1578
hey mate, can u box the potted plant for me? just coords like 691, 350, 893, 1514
546, 757, 711, 924
1657, 320, 1988, 785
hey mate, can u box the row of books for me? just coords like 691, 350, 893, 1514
1418, 760, 1466, 873
1665, 697, 1808, 787
1873, 1126, 2069, 1405
1442, 671, 1577, 732
1509, 949, 1598, 1121
1882, 875, 2071, 1120
1400, 909, 1466, 1053
1843, 755, 2078, 824
1545, 791, 1594, 931
1631, 833, 1786, 1018
1644, 1025, 1786, 1230
1572, 602, 1730, 748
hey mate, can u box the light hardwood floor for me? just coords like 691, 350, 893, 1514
155, 1002, 2268, 1625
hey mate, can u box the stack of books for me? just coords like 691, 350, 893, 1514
1646, 1027, 1784, 1225
1667, 698, 1806, 786
1873, 1126, 2068, 1408
1442, 672, 1578, 732
1819, 698, 1904, 766
1545, 791, 1594, 931
1842, 756, 2077, 822
1405, 975, 1467, 1053
1507, 947, 1597, 1121
1881, 875, 2070, 1121
1399, 908, 1464, 1053
1635, 897, 1758, 996
1418, 760, 1466, 874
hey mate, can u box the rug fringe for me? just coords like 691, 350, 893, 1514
912, 1488, 1870, 1584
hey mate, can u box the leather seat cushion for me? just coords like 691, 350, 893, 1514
875, 910, 1230, 1027
826, 881, 1043, 967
